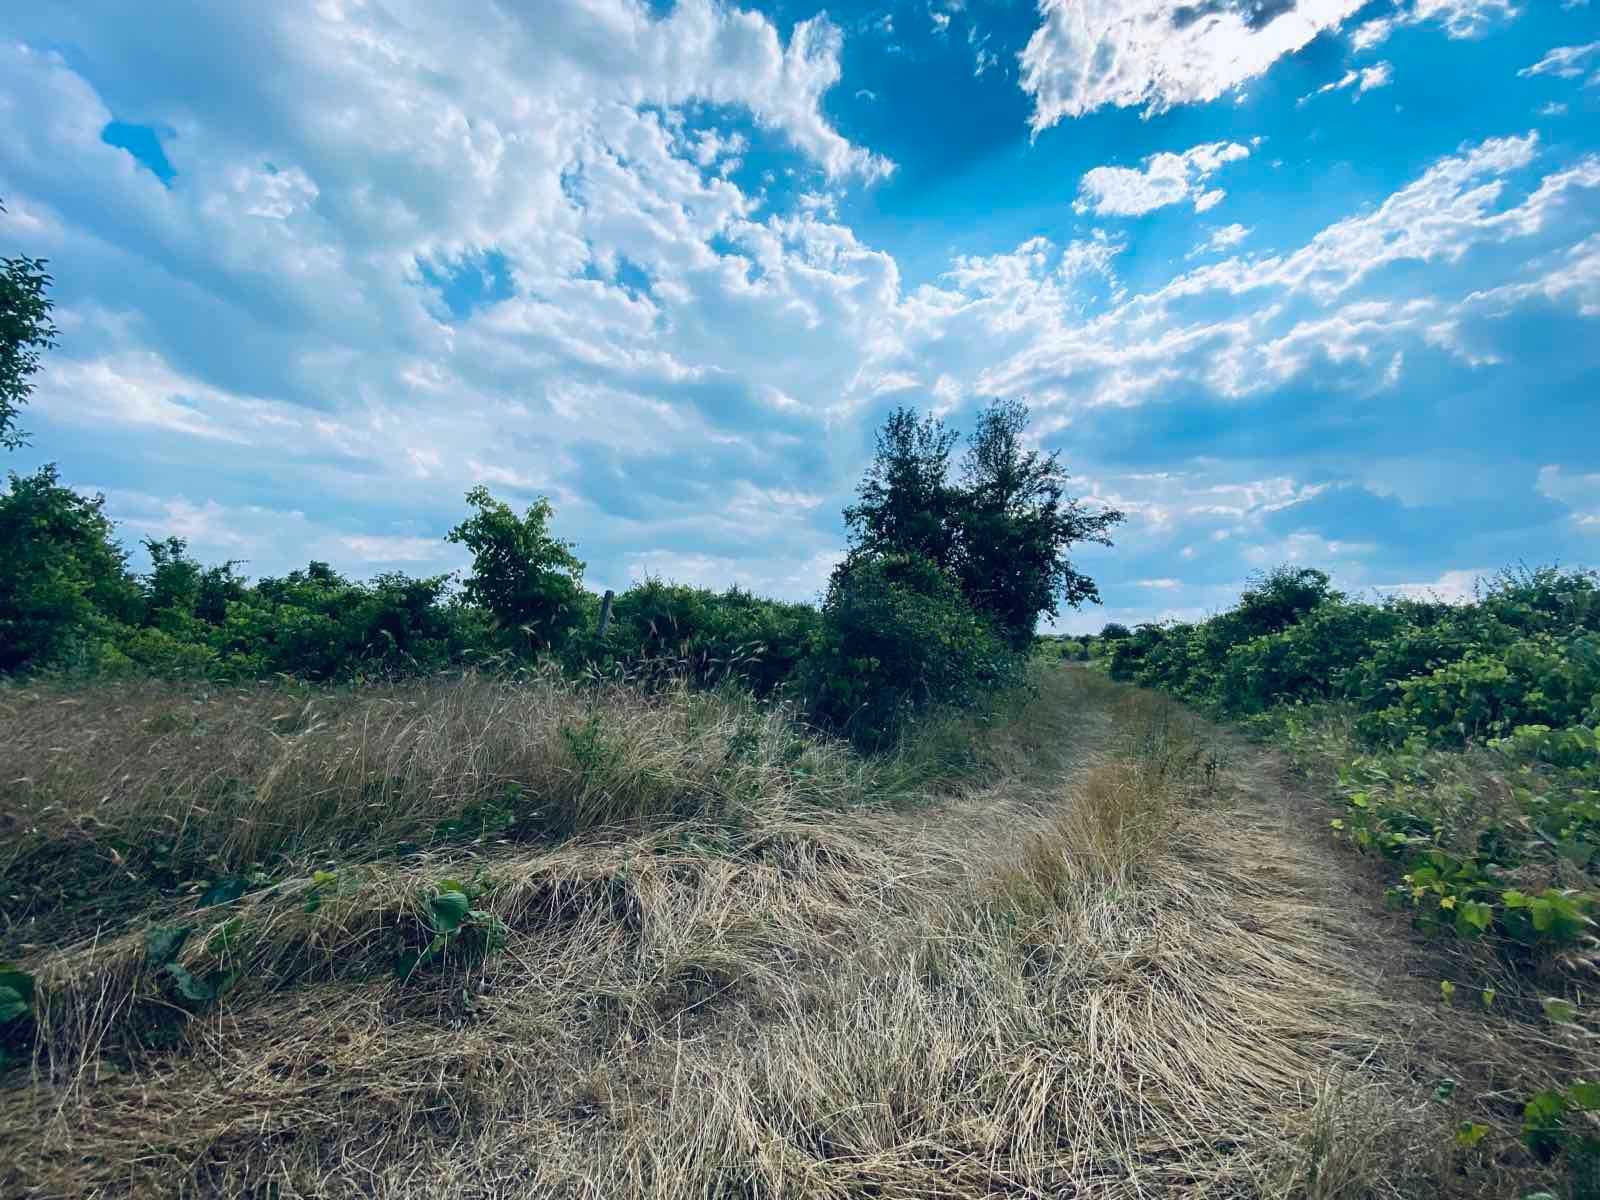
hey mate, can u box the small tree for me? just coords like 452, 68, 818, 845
446, 486, 586, 655
1, 199, 59, 451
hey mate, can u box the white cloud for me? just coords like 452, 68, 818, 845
1374, 568, 1488, 603
1519, 41, 1600, 79
1074, 140, 1250, 216
1537, 465, 1600, 531
1016, 0, 1525, 130
1300, 61, 1394, 104
1540, 101, 1570, 116
1350, 17, 1397, 51
1196, 223, 1253, 254
1019, 0, 1370, 129
1411, 0, 1520, 38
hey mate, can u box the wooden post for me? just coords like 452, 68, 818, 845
596, 589, 615, 638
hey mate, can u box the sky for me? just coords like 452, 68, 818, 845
2, 0, 1598, 633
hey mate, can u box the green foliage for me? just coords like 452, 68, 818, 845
1, 198, 59, 451
578, 578, 821, 697
844, 400, 1122, 650
0, 464, 141, 673
447, 486, 586, 655
0, 963, 34, 1025
802, 552, 1019, 749
1124, 564, 1600, 971
395, 876, 507, 980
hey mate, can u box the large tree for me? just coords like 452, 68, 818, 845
842, 399, 1124, 650
952, 398, 1123, 648
0, 199, 59, 451
843, 407, 961, 571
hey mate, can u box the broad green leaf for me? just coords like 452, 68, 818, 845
1541, 997, 1576, 1024
144, 924, 191, 966
1439, 980, 1456, 1004
1569, 1081, 1600, 1111
1433, 1077, 1458, 1102
0, 964, 34, 1006
1454, 1122, 1490, 1148
1481, 988, 1496, 1008
0, 985, 29, 1024
1525, 1089, 1568, 1126
1529, 898, 1554, 932
429, 890, 470, 932
197, 877, 247, 909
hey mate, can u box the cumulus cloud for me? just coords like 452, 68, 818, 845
4, 0, 1597, 615
1020, 0, 1370, 129
1017, 0, 1527, 131
1074, 141, 1251, 216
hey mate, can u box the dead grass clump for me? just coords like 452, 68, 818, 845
0, 670, 886, 953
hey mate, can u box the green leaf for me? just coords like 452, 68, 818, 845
1433, 1077, 1458, 1102
197, 877, 247, 909
1567, 1081, 1600, 1112
1529, 898, 1555, 932
1481, 988, 1496, 1008
1454, 1122, 1490, 1149
1439, 980, 1456, 1004
164, 963, 236, 1004
0, 964, 35, 1008
1541, 997, 1576, 1024
0, 985, 29, 1024
144, 924, 191, 966
428, 890, 470, 933
1456, 900, 1493, 934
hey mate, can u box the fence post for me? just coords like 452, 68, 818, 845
596, 589, 615, 638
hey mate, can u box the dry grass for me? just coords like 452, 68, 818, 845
0, 666, 1548, 1198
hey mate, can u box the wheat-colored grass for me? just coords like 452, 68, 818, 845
0, 667, 1545, 1198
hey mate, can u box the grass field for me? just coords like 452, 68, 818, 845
1, 665, 1592, 1198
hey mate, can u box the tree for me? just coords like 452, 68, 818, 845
0, 464, 140, 672
1, 199, 59, 451
951, 398, 1124, 649
843, 400, 1123, 651
446, 487, 586, 654
842, 407, 961, 570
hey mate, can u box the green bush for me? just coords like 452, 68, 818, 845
1366, 633, 1600, 746
801, 552, 1019, 749
580, 579, 821, 697
0, 464, 141, 673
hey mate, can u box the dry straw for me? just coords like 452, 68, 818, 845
0, 668, 1552, 1197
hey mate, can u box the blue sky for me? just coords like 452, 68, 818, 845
2, 0, 1598, 631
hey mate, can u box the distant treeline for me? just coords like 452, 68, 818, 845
0, 401, 1122, 749
1102, 564, 1600, 747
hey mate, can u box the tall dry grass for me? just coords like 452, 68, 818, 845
0, 667, 1504, 1198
